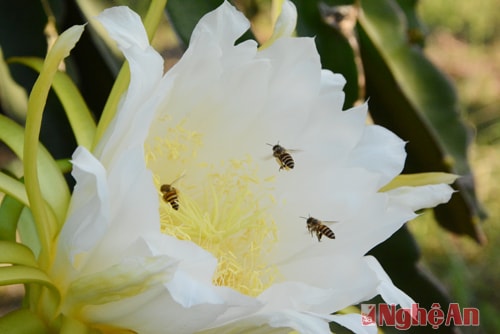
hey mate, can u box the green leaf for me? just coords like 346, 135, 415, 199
0, 47, 28, 123
0, 265, 58, 296
60, 316, 93, 334
0, 172, 29, 207
10, 57, 96, 150
24, 25, 85, 263
369, 226, 458, 333
394, 0, 426, 46
56, 159, 73, 174
17, 208, 41, 260
0, 309, 49, 334
0, 265, 61, 319
357, 0, 485, 242
144, 0, 170, 42
292, 0, 359, 108
0, 114, 70, 234
0, 241, 38, 267
0, 195, 25, 241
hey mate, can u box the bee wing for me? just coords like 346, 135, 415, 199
170, 172, 186, 186
287, 149, 302, 153
322, 220, 339, 225
261, 154, 275, 161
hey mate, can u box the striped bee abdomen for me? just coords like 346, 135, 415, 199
160, 184, 179, 210
306, 217, 336, 242
270, 143, 295, 171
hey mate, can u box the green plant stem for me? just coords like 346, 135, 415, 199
23, 25, 84, 321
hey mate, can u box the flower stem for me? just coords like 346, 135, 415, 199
24, 25, 84, 268
24, 81, 51, 269
143, 0, 169, 41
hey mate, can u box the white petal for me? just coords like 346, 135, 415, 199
94, 6, 149, 49
190, 1, 250, 50
270, 256, 383, 311
145, 234, 218, 284
87, 293, 227, 334
78, 148, 159, 274
200, 323, 290, 334
60, 6, 167, 275
64, 254, 224, 334
93, 6, 164, 164
317, 69, 346, 112
58, 146, 110, 269
320, 69, 346, 92
83, 281, 228, 334
273, 1, 297, 38
206, 310, 331, 334
348, 124, 407, 188
55, 144, 162, 275
258, 281, 339, 312
264, 309, 332, 334
351, 206, 417, 258
263, 0, 298, 47
166, 270, 224, 307
62, 235, 234, 333
364, 256, 415, 309
65, 255, 177, 309
300, 103, 369, 165
386, 184, 455, 211
269, 166, 385, 265
257, 37, 321, 114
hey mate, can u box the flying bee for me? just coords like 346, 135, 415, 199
301, 216, 337, 241
160, 174, 184, 210
267, 142, 297, 171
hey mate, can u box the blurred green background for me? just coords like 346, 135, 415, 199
409, 0, 499, 333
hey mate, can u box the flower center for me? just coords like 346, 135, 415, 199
145, 119, 279, 296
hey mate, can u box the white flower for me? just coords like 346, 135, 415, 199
51, 2, 454, 333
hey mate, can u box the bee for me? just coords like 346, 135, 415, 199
267, 142, 296, 171
160, 174, 184, 210
301, 216, 337, 241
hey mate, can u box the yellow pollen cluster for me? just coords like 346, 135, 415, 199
145, 121, 279, 297
147, 117, 203, 163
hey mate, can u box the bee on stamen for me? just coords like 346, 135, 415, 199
160, 174, 184, 210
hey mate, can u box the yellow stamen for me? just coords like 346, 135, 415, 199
146, 121, 279, 296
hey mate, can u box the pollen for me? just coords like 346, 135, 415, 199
145, 121, 279, 297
